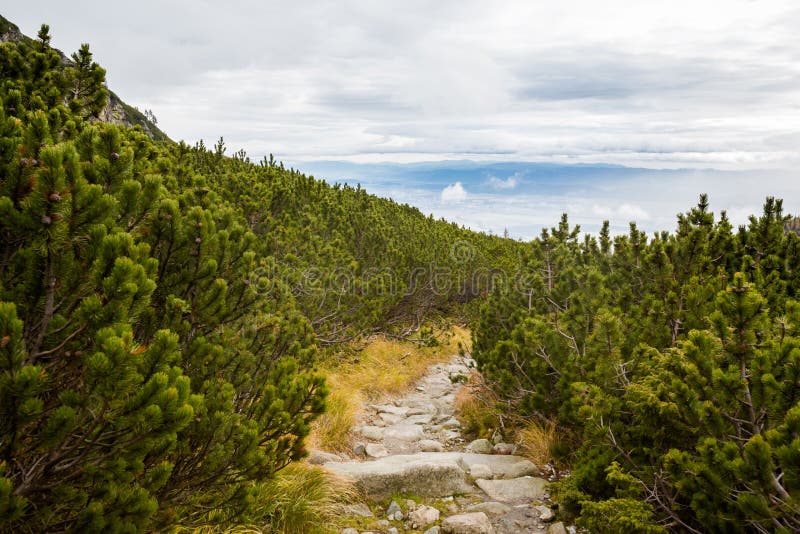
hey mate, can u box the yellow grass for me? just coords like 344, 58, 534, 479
308, 325, 471, 453
517, 419, 559, 467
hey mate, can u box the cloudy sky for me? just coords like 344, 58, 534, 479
6, 1, 800, 236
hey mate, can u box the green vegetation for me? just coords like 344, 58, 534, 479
0, 22, 519, 532
473, 197, 800, 532
2, 16, 799, 534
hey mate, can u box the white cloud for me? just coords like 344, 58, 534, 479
4, 1, 799, 169
592, 203, 651, 221
441, 182, 468, 203
488, 174, 519, 189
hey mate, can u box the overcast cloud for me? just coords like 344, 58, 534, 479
6, 1, 800, 169
5, 2, 800, 237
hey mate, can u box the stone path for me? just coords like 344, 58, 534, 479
318, 355, 572, 534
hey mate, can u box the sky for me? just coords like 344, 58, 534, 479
5, 1, 800, 237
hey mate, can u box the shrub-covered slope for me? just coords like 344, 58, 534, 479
0, 21, 522, 532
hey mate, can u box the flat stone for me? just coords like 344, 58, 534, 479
365, 443, 389, 458
441, 512, 495, 534
371, 404, 410, 415
409, 504, 440, 528
359, 425, 385, 440
466, 439, 493, 454
307, 450, 341, 464
384, 424, 425, 442
466, 501, 512, 517
548, 522, 568, 534
325, 452, 474, 500
475, 477, 548, 504
468, 463, 493, 480
458, 454, 540, 479
343, 502, 374, 517
379, 412, 406, 425
407, 405, 437, 415
406, 413, 436, 425
419, 439, 445, 452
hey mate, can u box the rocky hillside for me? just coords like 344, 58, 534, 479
0, 14, 169, 141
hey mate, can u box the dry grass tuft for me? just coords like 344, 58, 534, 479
454, 370, 503, 439
308, 325, 470, 452
517, 419, 559, 467
172, 463, 358, 534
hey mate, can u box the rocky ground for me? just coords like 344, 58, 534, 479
313, 355, 576, 534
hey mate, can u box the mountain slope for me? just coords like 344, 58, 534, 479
0, 14, 169, 140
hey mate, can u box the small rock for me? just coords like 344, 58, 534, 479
341, 528, 358, 534
377, 519, 390, 527
406, 499, 418, 511
392, 511, 404, 521
416, 385, 426, 391
466, 439, 493, 454
343, 502, 374, 518
547, 522, 568, 534
466, 501, 512, 517
409, 504, 440, 528
365, 443, 389, 458
386, 500, 402, 517
419, 439, 445, 452
441, 512, 495, 534
535, 505, 555, 522
469, 463, 493, 480
424, 527, 441, 534
353, 443, 367, 456
307, 450, 341, 464
492, 443, 516, 455
388, 528, 400, 534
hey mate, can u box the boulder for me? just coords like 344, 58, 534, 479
441, 512, 495, 534
325, 453, 473, 500
365, 443, 388, 458
468, 463, 493, 480
458, 453, 539, 479
475, 477, 548, 504
548, 522, 568, 534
